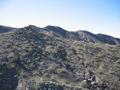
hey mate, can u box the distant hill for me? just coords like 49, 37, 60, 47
0, 25, 15, 33
1, 25, 120, 44
31, 25, 120, 45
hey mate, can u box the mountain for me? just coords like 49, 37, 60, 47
1, 25, 119, 45
0, 25, 15, 33
44, 25, 120, 45
0, 25, 120, 90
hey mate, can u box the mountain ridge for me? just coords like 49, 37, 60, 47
0, 25, 120, 45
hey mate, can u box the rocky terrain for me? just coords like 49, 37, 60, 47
0, 25, 120, 90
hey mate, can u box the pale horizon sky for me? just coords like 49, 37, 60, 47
0, 0, 120, 38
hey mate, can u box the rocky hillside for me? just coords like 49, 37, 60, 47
0, 25, 120, 90
44, 25, 120, 45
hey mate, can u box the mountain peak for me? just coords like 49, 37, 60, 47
44, 25, 68, 37
44, 25, 66, 31
25, 25, 40, 29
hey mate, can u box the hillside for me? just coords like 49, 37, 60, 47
0, 25, 120, 90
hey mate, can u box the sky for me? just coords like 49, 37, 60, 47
0, 0, 120, 38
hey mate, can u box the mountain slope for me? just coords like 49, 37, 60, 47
0, 25, 15, 33
0, 25, 120, 90
0, 25, 120, 45
44, 25, 120, 45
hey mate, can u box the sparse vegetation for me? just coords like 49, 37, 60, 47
0, 25, 120, 90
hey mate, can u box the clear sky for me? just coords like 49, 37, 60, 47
0, 0, 120, 38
